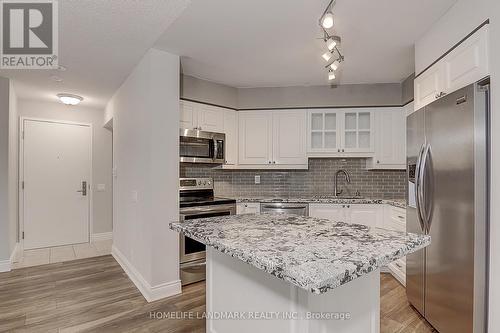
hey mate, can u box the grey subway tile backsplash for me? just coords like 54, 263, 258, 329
180, 158, 406, 199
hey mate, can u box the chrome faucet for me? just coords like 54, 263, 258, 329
334, 169, 351, 197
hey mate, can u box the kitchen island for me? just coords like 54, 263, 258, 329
170, 214, 430, 333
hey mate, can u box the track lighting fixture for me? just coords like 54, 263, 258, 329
318, 0, 344, 82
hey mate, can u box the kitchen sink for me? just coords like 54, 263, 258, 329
312, 195, 365, 200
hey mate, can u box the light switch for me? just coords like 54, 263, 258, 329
254, 175, 261, 184
97, 184, 106, 192
132, 190, 138, 203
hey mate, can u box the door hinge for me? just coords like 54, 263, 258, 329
22, 131, 24, 140
21, 181, 24, 190
22, 232, 25, 239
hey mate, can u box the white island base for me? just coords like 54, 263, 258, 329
206, 248, 381, 333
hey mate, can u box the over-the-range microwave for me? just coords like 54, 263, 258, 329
179, 129, 225, 164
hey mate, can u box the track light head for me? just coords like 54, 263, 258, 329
321, 11, 334, 29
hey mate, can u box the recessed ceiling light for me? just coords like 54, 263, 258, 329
57, 93, 83, 105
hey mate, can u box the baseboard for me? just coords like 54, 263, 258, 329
91, 232, 113, 242
0, 259, 10, 272
0, 243, 23, 273
111, 245, 181, 302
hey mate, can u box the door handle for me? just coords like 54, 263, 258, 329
419, 144, 432, 234
422, 145, 434, 234
77, 181, 87, 196
415, 143, 426, 233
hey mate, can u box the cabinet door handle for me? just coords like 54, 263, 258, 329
338, 149, 341, 152
273, 161, 276, 164
268, 161, 271, 164
377, 160, 380, 164
342, 149, 345, 152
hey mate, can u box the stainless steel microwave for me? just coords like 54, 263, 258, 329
180, 129, 225, 164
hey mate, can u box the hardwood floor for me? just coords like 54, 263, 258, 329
0, 255, 434, 332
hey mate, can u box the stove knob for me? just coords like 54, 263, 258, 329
207, 180, 211, 185
203, 181, 206, 185
197, 180, 201, 185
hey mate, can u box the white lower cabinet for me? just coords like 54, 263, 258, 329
383, 206, 407, 285
309, 204, 383, 228
236, 203, 260, 215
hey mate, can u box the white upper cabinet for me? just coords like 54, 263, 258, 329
272, 111, 307, 165
308, 110, 342, 153
307, 109, 374, 157
223, 110, 238, 165
367, 107, 406, 170
180, 100, 198, 129
414, 63, 445, 111
443, 25, 489, 94
342, 111, 374, 154
197, 105, 224, 132
179, 100, 226, 132
238, 110, 307, 168
238, 111, 272, 165
414, 25, 489, 111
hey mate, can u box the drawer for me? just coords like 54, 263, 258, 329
390, 207, 406, 223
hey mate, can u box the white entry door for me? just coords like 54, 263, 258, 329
23, 119, 91, 249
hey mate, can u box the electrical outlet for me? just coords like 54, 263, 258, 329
254, 175, 261, 184
132, 190, 139, 203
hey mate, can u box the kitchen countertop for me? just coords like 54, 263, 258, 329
233, 196, 407, 209
170, 213, 429, 294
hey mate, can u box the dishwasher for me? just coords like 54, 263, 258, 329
260, 202, 309, 216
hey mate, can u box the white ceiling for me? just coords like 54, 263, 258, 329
0, 0, 458, 109
0, 0, 190, 108
156, 0, 457, 87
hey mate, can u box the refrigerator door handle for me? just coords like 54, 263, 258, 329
415, 143, 427, 233
423, 145, 435, 233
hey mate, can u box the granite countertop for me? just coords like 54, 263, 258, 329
234, 196, 407, 209
170, 213, 429, 294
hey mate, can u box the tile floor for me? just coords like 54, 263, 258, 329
12, 240, 113, 269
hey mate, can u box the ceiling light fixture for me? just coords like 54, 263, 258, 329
322, 52, 333, 62
57, 93, 83, 106
321, 11, 334, 29
330, 60, 340, 71
318, 0, 344, 83
328, 70, 336, 81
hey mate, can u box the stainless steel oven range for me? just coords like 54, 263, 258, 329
179, 178, 236, 285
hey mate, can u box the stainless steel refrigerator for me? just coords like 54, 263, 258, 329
406, 80, 489, 333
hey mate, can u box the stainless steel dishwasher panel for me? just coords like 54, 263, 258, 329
260, 202, 309, 216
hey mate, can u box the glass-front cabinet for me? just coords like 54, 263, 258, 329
307, 109, 375, 157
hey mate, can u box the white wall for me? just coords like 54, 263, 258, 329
8, 81, 18, 255
0, 77, 10, 264
415, 0, 500, 331
107, 48, 180, 300
18, 100, 113, 235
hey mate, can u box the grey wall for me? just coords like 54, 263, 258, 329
0, 77, 10, 261
181, 159, 406, 199
237, 83, 403, 110
181, 74, 238, 109
402, 73, 415, 105
181, 75, 413, 110
18, 100, 113, 234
